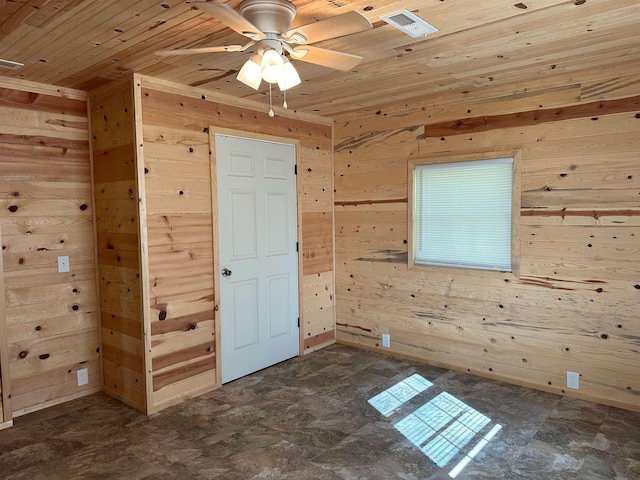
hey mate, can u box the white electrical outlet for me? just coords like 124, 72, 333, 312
77, 367, 89, 386
381, 333, 390, 348
567, 371, 580, 390
58, 255, 70, 273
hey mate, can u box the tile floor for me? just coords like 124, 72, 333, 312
0, 344, 638, 479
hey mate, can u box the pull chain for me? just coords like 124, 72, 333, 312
268, 83, 275, 117
283, 88, 288, 110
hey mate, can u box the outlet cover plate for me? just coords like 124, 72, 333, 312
77, 368, 89, 386
381, 334, 390, 348
567, 371, 579, 390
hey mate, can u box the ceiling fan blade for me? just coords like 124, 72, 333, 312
285, 11, 372, 44
192, 1, 265, 40
290, 45, 363, 71
156, 41, 255, 56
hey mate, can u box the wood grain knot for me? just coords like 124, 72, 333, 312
8, 205, 18, 212
18, 351, 28, 359
39, 354, 50, 360
159, 311, 167, 320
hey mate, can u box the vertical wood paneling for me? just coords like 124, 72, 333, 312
334, 79, 640, 412
90, 79, 145, 412
0, 79, 100, 416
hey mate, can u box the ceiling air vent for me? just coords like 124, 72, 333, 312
381, 10, 438, 38
0, 59, 24, 70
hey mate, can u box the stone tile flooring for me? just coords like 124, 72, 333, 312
0, 344, 638, 479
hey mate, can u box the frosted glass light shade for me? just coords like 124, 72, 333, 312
261, 49, 284, 83
278, 61, 301, 91
237, 57, 262, 90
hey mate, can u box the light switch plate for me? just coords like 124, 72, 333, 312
382, 334, 390, 348
58, 255, 70, 273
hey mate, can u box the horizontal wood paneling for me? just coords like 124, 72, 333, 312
0, 78, 99, 416
334, 77, 640, 412
90, 79, 145, 412
137, 75, 334, 410
302, 271, 335, 353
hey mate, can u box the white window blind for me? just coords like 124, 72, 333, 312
414, 158, 513, 271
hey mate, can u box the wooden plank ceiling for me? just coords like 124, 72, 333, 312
0, 0, 639, 119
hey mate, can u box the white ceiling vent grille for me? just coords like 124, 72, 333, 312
381, 10, 438, 38
0, 59, 24, 70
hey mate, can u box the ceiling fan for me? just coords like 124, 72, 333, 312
156, 0, 372, 93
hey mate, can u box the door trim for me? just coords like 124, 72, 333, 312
209, 128, 302, 386
0, 225, 13, 427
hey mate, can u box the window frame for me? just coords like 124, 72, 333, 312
408, 150, 521, 277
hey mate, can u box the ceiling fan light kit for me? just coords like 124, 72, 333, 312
260, 48, 285, 83
278, 59, 301, 90
155, 0, 372, 115
236, 55, 262, 89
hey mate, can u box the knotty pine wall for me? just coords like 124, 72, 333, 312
91, 74, 335, 414
0, 79, 100, 418
139, 76, 335, 412
90, 80, 146, 412
334, 76, 640, 411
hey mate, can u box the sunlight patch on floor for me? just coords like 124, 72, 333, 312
368, 374, 501, 478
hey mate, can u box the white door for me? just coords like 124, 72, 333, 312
216, 134, 299, 383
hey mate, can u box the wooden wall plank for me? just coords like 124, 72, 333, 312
0, 225, 12, 427
423, 95, 640, 137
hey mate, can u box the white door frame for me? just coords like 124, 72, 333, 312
209, 127, 303, 386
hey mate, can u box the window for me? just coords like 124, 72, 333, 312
412, 156, 516, 272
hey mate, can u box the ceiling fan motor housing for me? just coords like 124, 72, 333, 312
238, 0, 296, 34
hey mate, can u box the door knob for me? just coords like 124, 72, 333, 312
221, 268, 232, 277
